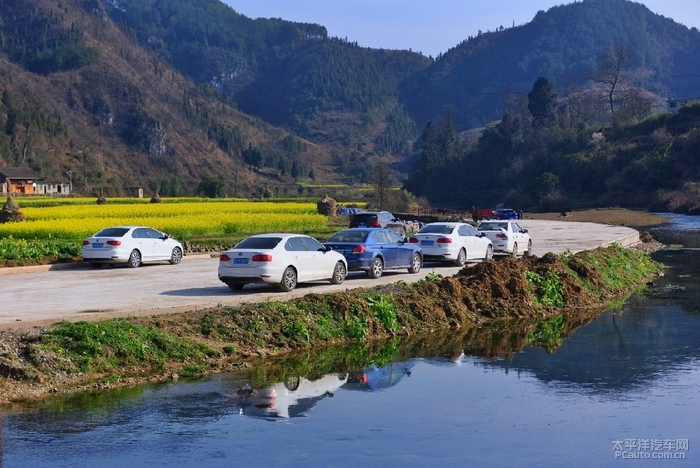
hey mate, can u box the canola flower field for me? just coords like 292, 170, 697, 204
1, 198, 332, 241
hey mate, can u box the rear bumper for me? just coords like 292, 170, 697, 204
219, 275, 278, 285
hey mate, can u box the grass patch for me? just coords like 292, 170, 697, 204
527, 315, 566, 352
42, 320, 210, 373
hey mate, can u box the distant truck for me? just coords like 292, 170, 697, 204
471, 207, 495, 222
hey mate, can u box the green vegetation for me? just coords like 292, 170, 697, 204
527, 315, 566, 352
524, 270, 564, 308
40, 320, 214, 374
0, 236, 79, 262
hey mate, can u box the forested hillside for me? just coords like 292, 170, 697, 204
0, 0, 699, 206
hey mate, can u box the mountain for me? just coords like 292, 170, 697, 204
1, 0, 699, 204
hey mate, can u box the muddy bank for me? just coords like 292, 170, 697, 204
0, 244, 662, 405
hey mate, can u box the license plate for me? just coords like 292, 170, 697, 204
421, 240, 434, 246
234, 258, 248, 264
92, 243, 104, 248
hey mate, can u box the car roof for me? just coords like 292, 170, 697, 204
424, 222, 464, 226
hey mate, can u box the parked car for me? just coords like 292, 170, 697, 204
323, 228, 422, 278
82, 226, 183, 268
471, 206, 495, 222
409, 222, 493, 265
218, 233, 347, 291
476, 220, 532, 256
348, 211, 406, 237
495, 208, 519, 220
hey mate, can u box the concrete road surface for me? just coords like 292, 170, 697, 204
0, 220, 639, 329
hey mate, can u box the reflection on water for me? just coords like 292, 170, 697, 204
2, 219, 700, 466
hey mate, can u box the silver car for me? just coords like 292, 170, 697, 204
82, 226, 183, 268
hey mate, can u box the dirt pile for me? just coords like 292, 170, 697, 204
0, 195, 25, 223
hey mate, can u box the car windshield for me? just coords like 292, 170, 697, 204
233, 237, 282, 250
478, 222, 507, 231
94, 227, 130, 237
352, 214, 378, 224
418, 225, 455, 234
327, 231, 369, 243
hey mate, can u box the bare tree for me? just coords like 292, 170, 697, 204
589, 43, 635, 117
371, 161, 393, 210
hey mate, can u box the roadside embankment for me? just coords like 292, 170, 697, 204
0, 244, 662, 405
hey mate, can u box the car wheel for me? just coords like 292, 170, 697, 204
485, 245, 494, 261
455, 248, 467, 267
279, 266, 297, 291
330, 261, 347, 284
127, 250, 142, 268
367, 257, 384, 279
512, 243, 519, 257
169, 247, 183, 265
228, 283, 245, 291
89, 262, 102, 269
408, 253, 422, 274
527, 239, 532, 253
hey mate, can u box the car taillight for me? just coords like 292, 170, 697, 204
220, 253, 231, 262
106, 240, 121, 246
351, 245, 366, 254
82, 240, 89, 246
408, 237, 418, 243
496, 233, 508, 239
437, 237, 452, 244
252, 254, 273, 262
358, 374, 368, 384
369, 221, 381, 227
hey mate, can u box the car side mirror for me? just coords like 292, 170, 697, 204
522, 229, 528, 233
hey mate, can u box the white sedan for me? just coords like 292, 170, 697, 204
218, 233, 348, 292
476, 220, 532, 256
82, 226, 183, 268
409, 222, 493, 266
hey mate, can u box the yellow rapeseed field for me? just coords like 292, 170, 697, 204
1, 199, 328, 239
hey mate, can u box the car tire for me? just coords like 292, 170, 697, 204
330, 261, 347, 284
169, 247, 183, 265
512, 243, 519, 257
485, 245, 494, 261
228, 283, 245, 291
127, 250, 142, 268
527, 239, 532, 253
367, 257, 384, 279
279, 266, 297, 291
408, 253, 422, 274
455, 248, 467, 267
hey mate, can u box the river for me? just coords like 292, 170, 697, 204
0, 217, 698, 467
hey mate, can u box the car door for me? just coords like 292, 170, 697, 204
131, 228, 154, 260
301, 236, 334, 279
386, 229, 411, 266
511, 222, 525, 248
458, 224, 476, 260
371, 230, 397, 268
147, 228, 171, 259
286, 236, 315, 281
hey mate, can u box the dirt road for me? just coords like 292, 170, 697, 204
0, 220, 640, 329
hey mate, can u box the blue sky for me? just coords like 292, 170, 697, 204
222, 0, 700, 58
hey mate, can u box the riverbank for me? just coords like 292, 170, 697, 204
0, 243, 662, 405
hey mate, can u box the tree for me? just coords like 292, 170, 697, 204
290, 160, 300, 179
242, 143, 263, 168
371, 161, 393, 210
590, 43, 635, 117
196, 174, 226, 198
527, 77, 557, 128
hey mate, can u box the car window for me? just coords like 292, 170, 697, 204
385, 230, 403, 244
327, 230, 368, 243
302, 237, 325, 251
458, 225, 469, 236
419, 225, 454, 234
465, 225, 479, 236
352, 214, 379, 224
234, 237, 282, 250
145, 228, 163, 239
286, 237, 309, 251
132, 228, 149, 239
478, 222, 507, 231
94, 227, 129, 237
371, 231, 390, 244
513, 223, 523, 232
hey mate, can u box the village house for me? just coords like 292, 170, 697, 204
0, 167, 70, 196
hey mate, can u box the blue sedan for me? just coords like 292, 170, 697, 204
324, 228, 423, 278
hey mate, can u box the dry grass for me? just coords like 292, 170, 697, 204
526, 208, 671, 227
